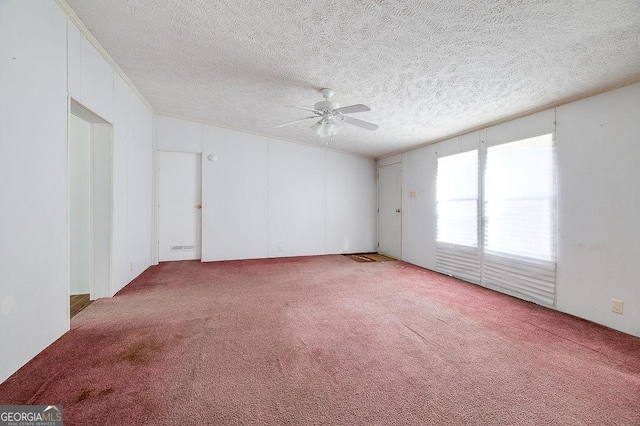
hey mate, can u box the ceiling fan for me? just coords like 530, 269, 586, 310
275, 88, 378, 137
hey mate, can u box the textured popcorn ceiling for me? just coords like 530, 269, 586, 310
66, 0, 640, 158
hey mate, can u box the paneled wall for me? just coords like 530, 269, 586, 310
67, 19, 154, 294
390, 83, 640, 337
201, 126, 270, 260
325, 151, 377, 254
555, 83, 640, 336
156, 115, 377, 261
0, 1, 69, 384
0, 3, 154, 382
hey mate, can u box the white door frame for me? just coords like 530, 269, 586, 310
68, 98, 113, 305
377, 161, 402, 259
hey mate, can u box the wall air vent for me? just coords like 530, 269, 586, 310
170, 245, 195, 252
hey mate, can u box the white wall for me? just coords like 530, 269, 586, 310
157, 115, 202, 153
268, 140, 326, 257
124, 93, 153, 286
68, 19, 154, 295
555, 83, 640, 337
326, 151, 377, 254
156, 115, 377, 261
0, 1, 69, 382
68, 23, 114, 122
69, 114, 91, 295
0, 3, 154, 382
112, 74, 132, 292
391, 83, 640, 337
400, 144, 436, 270
201, 126, 270, 261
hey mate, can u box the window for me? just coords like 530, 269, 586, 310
436, 150, 478, 247
481, 133, 556, 306
435, 150, 481, 284
484, 134, 555, 261
433, 133, 557, 305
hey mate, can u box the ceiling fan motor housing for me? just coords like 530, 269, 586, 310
314, 100, 340, 111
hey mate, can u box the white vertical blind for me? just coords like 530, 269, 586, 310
482, 134, 556, 305
436, 150, 480, 283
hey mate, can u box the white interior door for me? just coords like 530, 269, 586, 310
378, 162, 402, 258
158, 151, 202, 261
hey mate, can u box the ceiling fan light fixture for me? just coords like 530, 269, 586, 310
312, 119, 338, 138
325, 121, 337, 137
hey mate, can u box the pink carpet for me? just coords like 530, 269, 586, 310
1, 255, 639, 425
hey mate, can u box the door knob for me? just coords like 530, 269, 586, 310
395, 208, 401, 213
196, 204, 202, 209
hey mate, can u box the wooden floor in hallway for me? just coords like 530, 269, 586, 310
70, 294, 92, 318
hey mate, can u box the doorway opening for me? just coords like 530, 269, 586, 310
68, 100, 112, 318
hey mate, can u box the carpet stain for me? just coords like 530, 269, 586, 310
99, 387, 114, 396
114, 338, 163, 365
75, 388, 94, 403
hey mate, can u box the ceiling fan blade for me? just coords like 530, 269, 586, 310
287, 105, 321, 113
334, 104, 371, 114
275, 116, 318, 128
341, 116, 378, 131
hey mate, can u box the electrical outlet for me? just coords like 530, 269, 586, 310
130, 262, 133, 272
278, 245, 283, 253
612, 299, 623, 315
